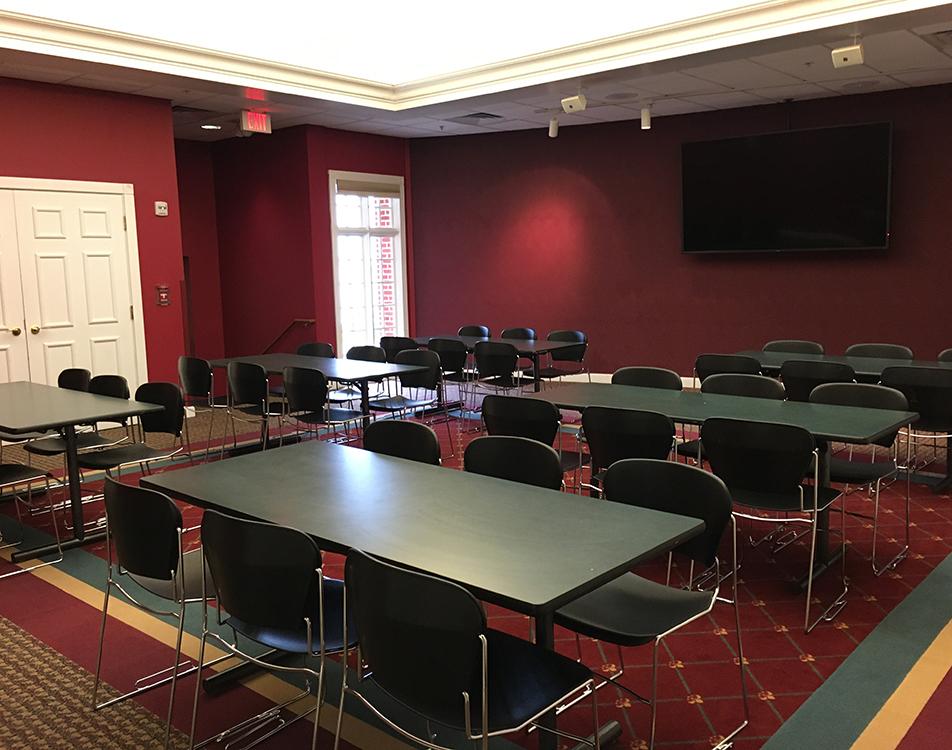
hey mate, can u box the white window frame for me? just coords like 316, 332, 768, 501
328, 170, 409, 355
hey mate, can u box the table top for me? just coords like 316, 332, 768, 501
737, 350, 952, 378
525, 382, 918, 444
414, 335, 582, 355
0, 381, 162, 434
209, 353, 427, 382
142, 440, 702, 614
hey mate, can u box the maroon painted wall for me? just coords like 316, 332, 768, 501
0, 77, 186, 382
409, 84, 952, 374
175, 140, 225, 360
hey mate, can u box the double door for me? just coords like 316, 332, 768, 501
0, 187, 140, 386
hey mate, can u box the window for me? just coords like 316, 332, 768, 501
329, 172, 407, 356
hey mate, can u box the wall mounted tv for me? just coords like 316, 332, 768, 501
681, 122, 892, 253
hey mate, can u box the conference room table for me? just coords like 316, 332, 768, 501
209, 353, 428, 427
524, 382, 918, 580
0, 381, 162, 561
413, 335, 584, 392
736, 349, 952, 379
143, 438, 703, 749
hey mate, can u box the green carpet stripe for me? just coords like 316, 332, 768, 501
763, 554, 952, 750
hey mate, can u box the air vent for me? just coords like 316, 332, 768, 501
445, 112, 503, 125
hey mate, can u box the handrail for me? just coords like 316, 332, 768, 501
263, 319, 315, 353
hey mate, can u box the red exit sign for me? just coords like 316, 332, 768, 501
240, 110, 272, 134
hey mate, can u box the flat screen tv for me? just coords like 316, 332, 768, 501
681, 122, 892, 253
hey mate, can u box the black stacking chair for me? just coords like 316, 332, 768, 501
282, 366, 362, 443
78, 383, 186, 477
329, 345, 388, 405
938, 348, 952, 362
472, 341, 523, 400
379, 336, 418, 363
501, 327, 536, 340
481, 394, 587, 484
780, 360, 856, 402
580, 408, 675, 495
458, 324, 490, 337
334, 550, 600, 750
0, 463, 58, 580
811, 383, 910, 575
178, 356, 224, 463
190, 511, 355, 750
464, 435, 563, 491
223, 361, 284, 455
297, 341, 335, 358
611, 367, 682, 390
880, 366, 952, 487
693, 354, 761, 386
363, 420, 441, 465
530, 330, 590, 384
428, 337, 470, 416
677, 374, 784, 463
369, 349, 455, 455
763, 340, 824, 355
94, 479, 222, 750
702, 418, 846, 632
554, 460, 748, 750
845, 343, 914, 360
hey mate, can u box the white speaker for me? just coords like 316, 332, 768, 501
831, 43, 864, 68
561, 95, 587, 114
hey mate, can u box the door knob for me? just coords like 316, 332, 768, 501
10, 327, 21, 336
30, 325, 40, 334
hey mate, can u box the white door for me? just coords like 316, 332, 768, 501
13, 190, 138, 386
0, 190, 30, 383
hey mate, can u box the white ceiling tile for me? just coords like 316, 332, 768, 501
0, 64, 74, 83
627, 71, 729, 95
747, 82, 839, 101
681, 91, 770, 108
683, 59, 803, 88
891, 68, 952, 86
133, 85, 210, 103
825, 30, 952, 72
751, 45, 880, 82
648, 98, 713, 115
816, 75, 907, 95
62, 75, 147, 93
573, 104, 641, 122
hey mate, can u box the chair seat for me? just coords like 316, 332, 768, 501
829, 456, 897, 485
224, 578, 356, 655
369, 395, 436, 413
289, 407, 363, 426
25, 431, 122, 456
129, 547, 213, 602
523, 365, 585, 379
676, 438, 705, 459
329, 386, 384, 403
441, 370, 471, 383
476, 375, 524, 390
234, 402, 285, 418
731, 485, 842, 513
78, 444, 177, 470
560, 449, 590, 473
0, 430, 50, 442
555, 573, 714, 647
0, 463, 50, 487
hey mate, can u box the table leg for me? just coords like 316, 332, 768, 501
532, 354, 542, 393
360, 381, 371, 431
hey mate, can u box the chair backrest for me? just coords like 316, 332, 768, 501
938, 348, 952, 363
547, 330, 588, 363
481, 394, 559, 445
380, 336, 419, 363
283, 366, 328, 415
845, 343, 914, 360
345, 549, 485, 728
702, 418, 814, 498
296, 341, 335, 358
779, 360, 856, 402
880, 366, 952, 432
458, 325, 490, 338
135, 382, 185, 437
178, 356, 212, 399
227, 361, 268, 409
500, 327, 537, 340
810, 383, 908, 447
763, 340, 824, 355
58, 367, 91, 392
347, 345, 387, 363
611, 366, 682, 390
464, 435, 563, 490
582, 407, 674, 471
363, 420, 441, 465
473, 341, 518, 378
701, 373, 785, 400
394, 349, 441, 390
89, 374, 130, 399
603, 459, 731, 568
427, 338, 468, 374
201, 510, 322, 633
694, 354, 761, 382
104, 478, 182, 581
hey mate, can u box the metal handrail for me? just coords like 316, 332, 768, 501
263, 319, 315, 353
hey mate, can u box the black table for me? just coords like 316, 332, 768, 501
143, 439, 702, 748
524, 382, 918, 580
737, 350, 952, 379
0, 381, 162, 560
414, 335, 584, 392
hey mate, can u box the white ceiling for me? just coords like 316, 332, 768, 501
0, 4, 951, 140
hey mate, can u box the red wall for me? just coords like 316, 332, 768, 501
0, 77, 186, 382
409, 84, 952, 374
175, 140, 225, 360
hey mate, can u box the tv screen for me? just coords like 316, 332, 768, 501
681, 123, 892, 253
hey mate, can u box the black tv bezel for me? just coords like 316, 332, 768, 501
679, 121, 893, 255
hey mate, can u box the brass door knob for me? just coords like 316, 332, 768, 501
10, 326, 21, 336
30, 325, 40, 334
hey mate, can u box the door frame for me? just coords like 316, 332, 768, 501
0, 176, 149, 384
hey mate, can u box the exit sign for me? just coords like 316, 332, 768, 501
240, 110, 272, 134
